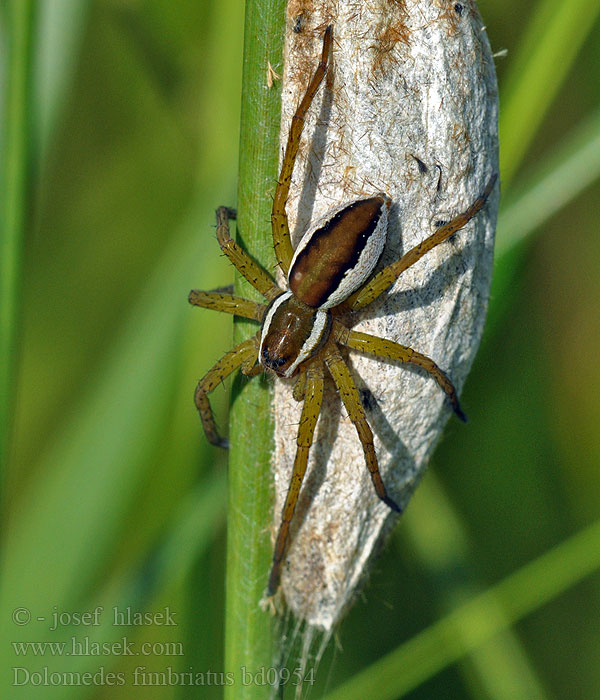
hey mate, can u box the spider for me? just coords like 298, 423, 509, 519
189, 26, 496, 595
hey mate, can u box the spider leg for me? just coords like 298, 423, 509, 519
215, 206, 282, 302
194, 334, 260, 448
346, 174, 497, 311
240, 355, 263, 377
292, 371, 307, 402
324, 345, 401, 513
188, 290, 266, 322
271, 26, 333, 275
334, 323, 467, 421
268, 364, 324, 595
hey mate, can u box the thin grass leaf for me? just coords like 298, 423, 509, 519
497, 108, 600, 259
499, 0, 600, 185
1, 0, 242, 683
401, 475, 549, 700
325, 517, 600, 700
4, 472, 227, 700
487, 107, 600, 338
0, 197, 237, 696
34, 0, 89, 160
0, 219, 217, 607
143, 472, 228, 594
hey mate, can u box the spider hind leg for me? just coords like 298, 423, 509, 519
268, 363, 324, 596
324, 345, 402, 513
335, 324, 467, 422
346, 174, 497, 311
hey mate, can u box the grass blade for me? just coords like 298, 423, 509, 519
499, 0, 600, 185
497, 108, 600, 258
401, 474, 549, 700
487, 107, 600, 338
0, 222, 215, 607
325, 517, 600, 700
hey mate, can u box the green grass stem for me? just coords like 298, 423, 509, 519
224, 1, 286, 697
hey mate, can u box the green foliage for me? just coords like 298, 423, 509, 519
1, 0, 599, 698
0, 0, 36, 493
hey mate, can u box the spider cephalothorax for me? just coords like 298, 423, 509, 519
189, 26, 496, 594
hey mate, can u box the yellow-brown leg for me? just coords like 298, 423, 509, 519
324, 345, 401, 513
292, 371, 307, 402
188, 289, 266, 322
240, 355, 263, 377
271, 26, 333, 275
334, 323, 467, 421
215, 206, 282, 302
194, 335, 260, 449
268, 363, 324, 595
346, 174, 497, 311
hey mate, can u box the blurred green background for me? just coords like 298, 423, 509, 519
1, 0, 600, 698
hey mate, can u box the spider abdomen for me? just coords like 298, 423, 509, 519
260, 292, 332, 378
288, 196, 389, 309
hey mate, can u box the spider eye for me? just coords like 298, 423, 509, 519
261, 347, 289, 371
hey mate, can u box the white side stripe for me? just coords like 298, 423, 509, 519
259, 291, 292, 356
284, 309, 328, 378
320, 204, 387, 308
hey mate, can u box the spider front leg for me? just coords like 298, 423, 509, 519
188, 289, 266, 322
324, 345, 401, 513
346, 174, 497, 311
271, 26, 333, 275
268, 363, 324, 595
194, 335, 260, 449
334, 323, 467, 421
215, 206, 282, 302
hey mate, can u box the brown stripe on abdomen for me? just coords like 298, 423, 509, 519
288, 197, 386, 308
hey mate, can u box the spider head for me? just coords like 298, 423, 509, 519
259, 292, 332, 378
